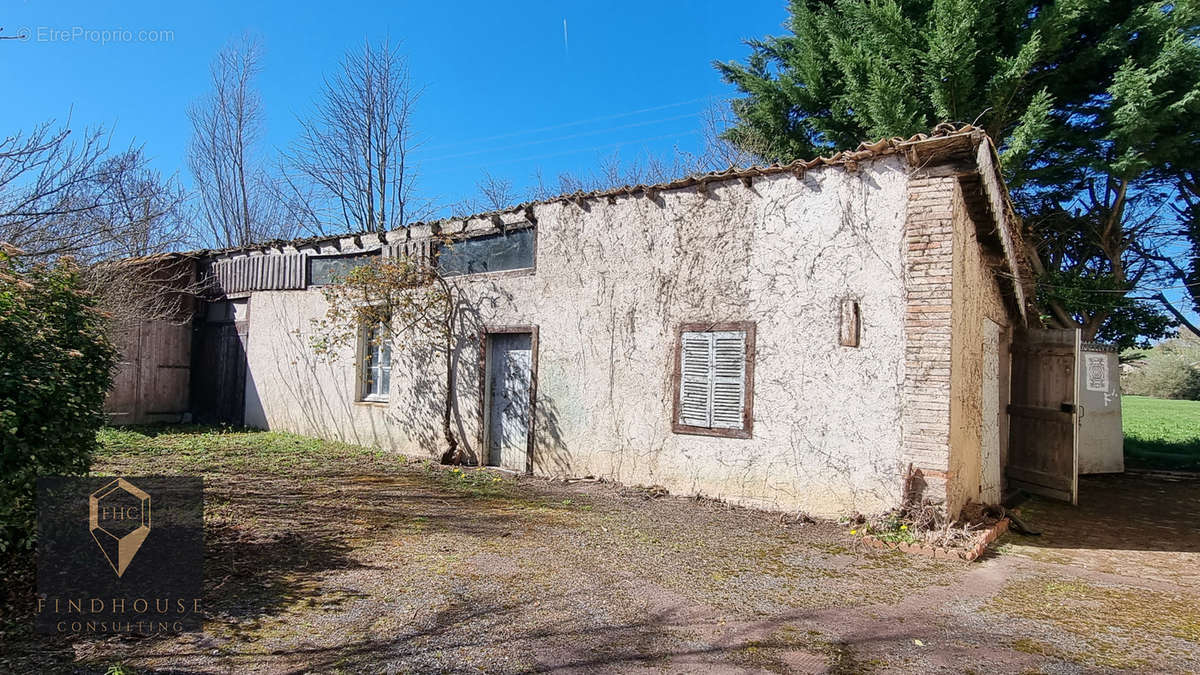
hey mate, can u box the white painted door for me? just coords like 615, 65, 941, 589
487, 332, 532, 472
1077, 348, 1124, 474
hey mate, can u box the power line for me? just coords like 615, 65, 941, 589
422, 130, 699, 177
421, 96, 711, 152
423, 111, 702, 163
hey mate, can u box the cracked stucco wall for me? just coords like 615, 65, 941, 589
242, 157, 912, 517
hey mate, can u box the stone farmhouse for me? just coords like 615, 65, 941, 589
108, 126, 1089, 519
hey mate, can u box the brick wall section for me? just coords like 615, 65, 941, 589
902, 175, 957, 503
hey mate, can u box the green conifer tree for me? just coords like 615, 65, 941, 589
717, 0, 1200, 346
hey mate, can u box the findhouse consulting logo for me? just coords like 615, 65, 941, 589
37, 476, 203, 635
89, 478, 151, 577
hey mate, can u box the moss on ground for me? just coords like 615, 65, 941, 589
4, 425, 1176, 672
985, 575, 1200, 669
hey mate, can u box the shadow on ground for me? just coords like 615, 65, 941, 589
1008, 473, 1200, 555
6, 427, 1200, 673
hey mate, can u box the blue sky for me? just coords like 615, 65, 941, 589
5, 1, 1196, 326
2, 0, 786, 214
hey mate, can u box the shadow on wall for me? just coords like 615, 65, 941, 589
456, 281, 571, 472
259, 295, 407, 452
252, 284, 570, 466
244, 169, 908, 515
533, 390, 572, 476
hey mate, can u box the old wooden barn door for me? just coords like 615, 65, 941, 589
191, 299, 249, 426
104, 321, 192, 424
1006, 328, 1081, 504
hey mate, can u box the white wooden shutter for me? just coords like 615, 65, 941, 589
705, 329, 744, 425
679, 332, 713, 427
710, 331, 746, 428
678, 329, 747, 429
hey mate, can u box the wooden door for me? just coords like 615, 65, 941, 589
141, 322, 191, 419
1006, 328, 1080, 504
104, 321, 191, 424
191, 301, 248, 426
104, 326, 141, 423
486, 332, 532, 472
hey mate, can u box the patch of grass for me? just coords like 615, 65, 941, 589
433, 465, 510, 497
1011, 637, 1057, 656
96, 424, 401, 475
1122, 396, 1200, 471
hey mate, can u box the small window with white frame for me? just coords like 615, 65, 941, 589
359, 316, 392, 402
672, 322, 755, 439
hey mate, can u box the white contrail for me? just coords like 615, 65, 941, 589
563, 19, 568, 55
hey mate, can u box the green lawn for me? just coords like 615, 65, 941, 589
1123, 395, 1200, 472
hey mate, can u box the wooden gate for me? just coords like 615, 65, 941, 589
191, 300, 249, 426
1006, 328, 1080, 504
103, 321, 192, 424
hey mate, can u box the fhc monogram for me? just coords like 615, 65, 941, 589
90, 478, 152, 577
36, 476, 204, 634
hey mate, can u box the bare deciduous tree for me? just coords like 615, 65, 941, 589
528, 149, 706, 199
696, 98, 763, 170
452, 170, 518, 216
0, 118, 119, 257
288, 38, 432, 233
0, 118, 201, 326
85, 253, 200, 329
73, 149, 191, 261
70, 149, 199, 327
475, 170, 517, 212
0, 118, 193, 258
189, 36, 290, 247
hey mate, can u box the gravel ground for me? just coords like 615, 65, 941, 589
4, 427, 1199, 674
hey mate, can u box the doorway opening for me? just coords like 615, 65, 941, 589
481, 326, 538, 474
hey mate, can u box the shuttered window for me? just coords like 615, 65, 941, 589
673, 323, 755, 438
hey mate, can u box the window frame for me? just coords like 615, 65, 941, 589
671, 321, 756, 439
357, 315, 392, 404
435, 223, 537, 279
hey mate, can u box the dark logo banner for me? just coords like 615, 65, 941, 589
36, 476, 204, 634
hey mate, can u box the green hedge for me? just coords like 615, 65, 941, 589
1121, 333, 1200, 401
0, 251, 116, 551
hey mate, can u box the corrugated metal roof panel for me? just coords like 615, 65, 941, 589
211, 254, 305, 294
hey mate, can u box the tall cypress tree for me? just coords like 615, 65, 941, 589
717, 0, 1200, 347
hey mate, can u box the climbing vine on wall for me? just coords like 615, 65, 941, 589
307, 252, 467, 463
